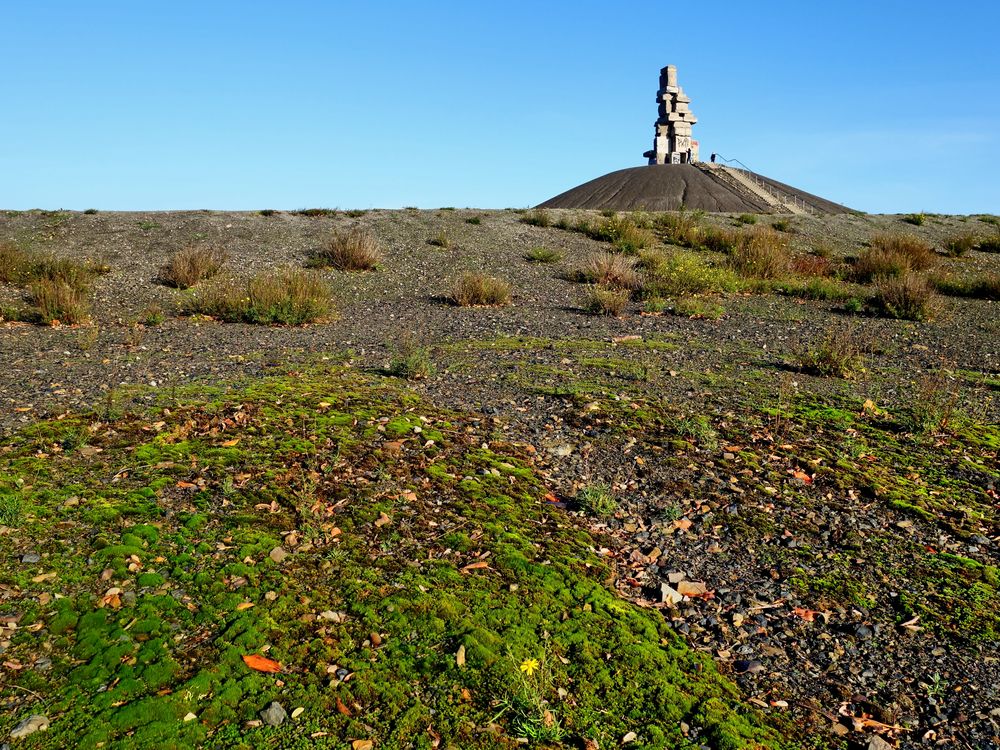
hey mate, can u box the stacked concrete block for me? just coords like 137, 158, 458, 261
644, 65, 699, 165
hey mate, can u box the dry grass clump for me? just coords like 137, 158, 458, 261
942, 233, 978, 257
584, 285, 630, 316
521, 209, 551, 227
790, 254, 834, 277
449, 272, 512, 307
727, 228, 790, 278
871, 272, 939, 321
159, 246, 227, 289
192, 270, 332, 324
854, 233, 936, 282
699, 226, 741, 254
573, 252, 642, 290
310, 228, 382, 271
795, 325, 867, 378
977, 234, 1000, 253
29, 278, 90, 324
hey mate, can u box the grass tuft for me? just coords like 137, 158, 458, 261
573, 252, 642, 290
449, 272, 512, 307
871, 272, 939, 321
942, 233, 978, 257
191, 270, 332, 324
584, 285, 630, 316
310, 229, 382, 271
29, 278, 90, 324
726, 228, 790, 278
159, 246, 227, 289
795, 325, 867, 378
929, 272, 1000, 300
524, 247, 563, 264
854, 233, 936, 282
577, 483, 617, 516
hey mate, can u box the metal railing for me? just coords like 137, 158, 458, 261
707, 155, 810, 214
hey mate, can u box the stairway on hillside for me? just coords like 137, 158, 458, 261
698, 163, 808, 215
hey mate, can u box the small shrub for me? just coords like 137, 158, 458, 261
930, 272, 1000, 300
871, 272, 938, 321
428, 231, 451, 249
942, 233, 977, 257
654, 210, 704, 247
159, 246, 227, 289
259, 209, 278, 217
192, 270, 331, 324
727, 228, 790, 278
141, 303, 165, 326
795, 325, 866, 378
584, 285, 630, 316
387, 335, 435, 380
854, 233, 936, 282
465, 216, 482, 225
902, 213, 926, 226
83, 208, 99, 215
344, 210, 368, 218
976, 234, 1000, 253
790, 254, 834, 277
639, 249, 741, 296
137, 220, 160, 231
0, 242, 28, 283
553, 216, 571, 230
449, 272, 512, 307
29, 278, 90, 324
699, 226, 741, 253
980, 215, 1000, 226
572, 252, 641, 290
524, 247, 562, 264
588, 215, 657, 253
771, 219, 791, 232
311, 229, 381, 271
521, 209, 551, 227
294, 208, 337, 217
577, 483, 617, 516
736, 213, 757, 225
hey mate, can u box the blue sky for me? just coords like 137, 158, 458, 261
2, 0, 998, 213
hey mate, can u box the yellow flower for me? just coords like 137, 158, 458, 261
519, 658, 539, 676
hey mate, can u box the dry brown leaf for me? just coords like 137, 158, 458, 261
460, 561, 490, 573
352, 740, 373, 750
336, 697, 353, 716
242, 654, 282, 673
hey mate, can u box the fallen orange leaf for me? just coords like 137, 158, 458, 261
242, 654, 282, 673
460, 561, 491, 573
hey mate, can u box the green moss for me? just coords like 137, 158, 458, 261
0, 366, 787, 749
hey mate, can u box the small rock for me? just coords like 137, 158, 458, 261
854, 624, 874, 640
549, 444, 574, 457
20, 553, 41, 564
268, 547, 289, 564
259, 701, 287, 727
10, 715, 49, 738
183, 712, 197, 722
660, 583, 683, 605
733, 660, 764, 674
667, 571, 686, 584
866, 735, 893, 750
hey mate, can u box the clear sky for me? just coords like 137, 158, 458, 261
2, 0, 998, 214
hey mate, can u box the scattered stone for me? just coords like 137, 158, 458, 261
660, 583, 683, 605
268, 547, 289, 564
10, 715, 49, 738
866, 735, 893, 750
259, 701, 287, 727
733, 660, 763, 674
20, 553, 41, 564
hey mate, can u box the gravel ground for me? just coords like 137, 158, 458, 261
2, 207, 999, 749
